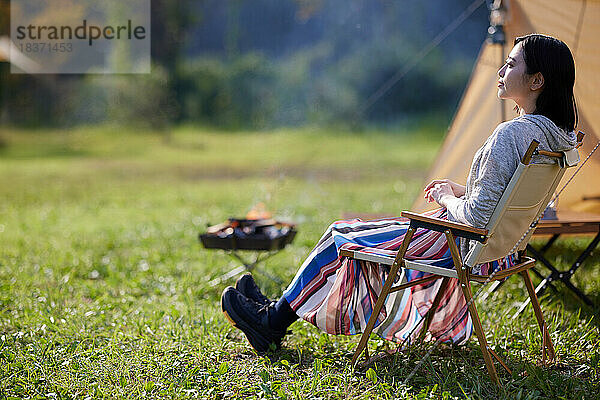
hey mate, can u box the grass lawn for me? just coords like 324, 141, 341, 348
0, 125, 598, 399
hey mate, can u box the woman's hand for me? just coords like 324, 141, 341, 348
423, 179, 465, 207
424, 179, 466, 198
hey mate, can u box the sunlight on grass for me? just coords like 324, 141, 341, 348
0, 126, 598, 399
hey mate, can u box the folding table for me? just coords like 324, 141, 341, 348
514, 211, 600, 313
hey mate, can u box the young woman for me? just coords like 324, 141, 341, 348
221, 34, 578, 353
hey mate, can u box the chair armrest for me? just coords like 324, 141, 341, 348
401, 211, 488, 243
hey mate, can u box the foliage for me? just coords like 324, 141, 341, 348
0, 0, 487, 128
0, 126, 599, 399
177, 39, 471, 128
178, 53, 277, 129
63, 64, 177, 129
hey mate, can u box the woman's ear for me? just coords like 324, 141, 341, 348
530, 72, 545, 91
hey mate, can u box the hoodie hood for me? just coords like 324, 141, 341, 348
520, 113, 577, 151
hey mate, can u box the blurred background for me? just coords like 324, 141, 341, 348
0, 0, 489, 130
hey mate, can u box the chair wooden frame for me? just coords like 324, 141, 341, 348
340, 139, 582, 386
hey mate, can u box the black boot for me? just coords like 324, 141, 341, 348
235, 273, 273, 306
221, 287, 286, 353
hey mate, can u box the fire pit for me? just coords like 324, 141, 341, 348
200, 218, 296, 251
199, 205, 297, 286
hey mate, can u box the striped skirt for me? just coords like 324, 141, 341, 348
282, 208, 517, 345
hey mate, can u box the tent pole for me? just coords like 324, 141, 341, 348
488, 0, 507, 122
500, 41, 506, 122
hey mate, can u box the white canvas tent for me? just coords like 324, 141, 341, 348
413, 0, 600, 214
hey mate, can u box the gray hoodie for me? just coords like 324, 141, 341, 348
444, 114, 576, 257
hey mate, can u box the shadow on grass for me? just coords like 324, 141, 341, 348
356, 341, 597, 399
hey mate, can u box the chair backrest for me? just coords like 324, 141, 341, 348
465, 140, 580, 266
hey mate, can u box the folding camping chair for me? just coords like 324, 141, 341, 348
340, 139, 581, 386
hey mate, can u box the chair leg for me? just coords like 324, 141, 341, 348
520, 270, 555, 361
487, 346, 512, 374
445, 231, 500, 387
457, 277, 501, 386
352, 227, 415, 366
418, 277, 451, 342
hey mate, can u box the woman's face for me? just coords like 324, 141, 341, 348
497, 43, 533, 105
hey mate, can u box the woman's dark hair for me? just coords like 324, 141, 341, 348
514, 34, 578, 131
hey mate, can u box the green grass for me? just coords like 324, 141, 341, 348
0, 125, 598, 399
